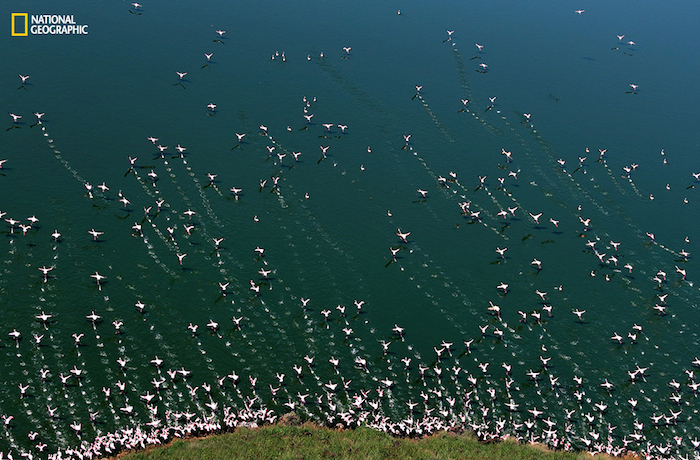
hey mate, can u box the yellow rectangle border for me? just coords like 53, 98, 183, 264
11, 13, 28, 36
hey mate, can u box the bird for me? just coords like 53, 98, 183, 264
530, 212, 543, 224
675, 265, 687, 280
187, 323, 199, 336
572, 309, 586, 322
117, 357, 129, 369
90, 272, 105, 290
37, 266, 54, 282
88, 229, 103, 241
51, 230, 61, 241
8, 330, 21, 344
575, 9, 585, 14
396, 229, 411, 243
35, 311, 53, 325
86, 310, 102, 324
176, 71, 187, 79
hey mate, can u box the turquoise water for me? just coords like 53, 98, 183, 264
2, 0, 700, 457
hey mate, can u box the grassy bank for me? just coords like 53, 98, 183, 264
110, 423, 630, 460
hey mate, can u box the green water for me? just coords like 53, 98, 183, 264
1, 0, 699, 456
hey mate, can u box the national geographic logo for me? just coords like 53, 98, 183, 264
11, 13, 27, 36
11, 13, 89, 36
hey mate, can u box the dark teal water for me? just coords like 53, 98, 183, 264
2, 0, 700, 457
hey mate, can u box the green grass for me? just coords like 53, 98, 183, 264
114, 424, 620, 460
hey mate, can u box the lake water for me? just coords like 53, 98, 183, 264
2, 0, 700, 457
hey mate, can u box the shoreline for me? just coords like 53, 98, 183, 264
96, 418, 638, 460
82, 413, 642, 460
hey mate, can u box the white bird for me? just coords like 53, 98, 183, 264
88, 229, 103, 240
35, 311, 53, 324
90, 272, 105, 290
396, 229, 411, 243
86, 310, 102, 323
